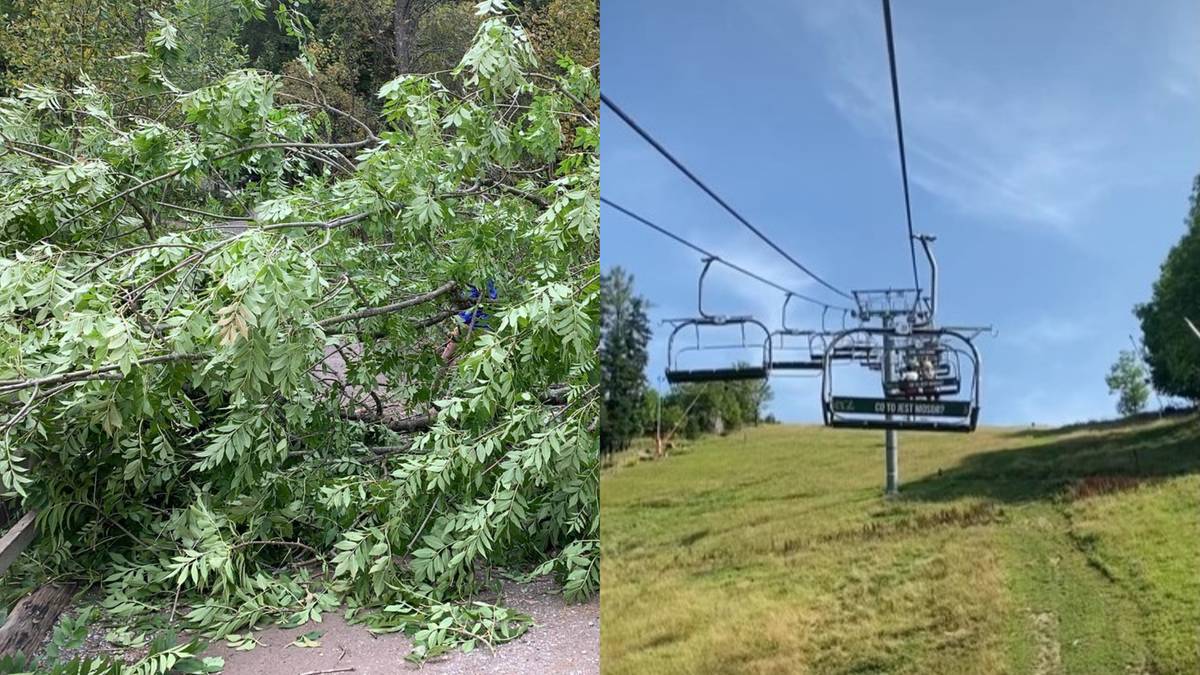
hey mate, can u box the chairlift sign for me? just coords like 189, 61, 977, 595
830, 396, 971, 418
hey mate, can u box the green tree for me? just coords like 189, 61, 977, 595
600, 266, 651, 454
664, 384, 711, 438
1105, 350, 1151, 416
664, 376, 773, 438
240, 1, 473, 101
728, 376, 772, 426
523, 0, 598, 69
640, 387, 660, 436
0, 0, 251, 94
237, 0, 597, 145
1136, 174, 1200, 402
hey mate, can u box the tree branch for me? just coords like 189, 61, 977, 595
317, 281, 457, 329
529, 73, 597, 125
0, 353, 208, 395
485, 179, 549, 208
63, 141, 378, 226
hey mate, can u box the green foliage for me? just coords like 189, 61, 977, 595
0, 8, 597, 660
361, 593, 532, 661
0, 654, 32, 674
4, 629, 222, 675
523, 0, 598, 70
238, 0, 597, 147
665, 377, 773, 439
526, 537, 598, 601
599, 267, 651, 453
44, 606, 98, 661
1105, 350, 1150, 416
1136, 174, 1200, 401
638, 388, 660, 436
0, 0, 251, 96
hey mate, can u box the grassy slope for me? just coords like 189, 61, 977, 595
601, 416, 1200, 674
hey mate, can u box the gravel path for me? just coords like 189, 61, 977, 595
204, 577, 598, 675
36, 578, 597, 674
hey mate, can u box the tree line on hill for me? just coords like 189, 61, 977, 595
600, 267, 772, 455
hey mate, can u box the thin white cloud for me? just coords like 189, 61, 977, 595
1161, 1, 1200, 100
797, 2, 1120, 235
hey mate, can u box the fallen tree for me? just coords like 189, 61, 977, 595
0, 2, 597, 663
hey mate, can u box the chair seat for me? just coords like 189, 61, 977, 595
770, 360, 823, 371
666, 366, 767, 383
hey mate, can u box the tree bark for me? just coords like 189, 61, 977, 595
393, 0, 417, 73
0, 583, 77, 658
0, 512, 36, 577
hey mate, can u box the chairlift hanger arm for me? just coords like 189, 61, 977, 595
914, 233, 937, 325
938, 325, 995, 339
697, 257, 716, 319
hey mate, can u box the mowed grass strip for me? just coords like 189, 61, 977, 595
601, 417, 1200, 674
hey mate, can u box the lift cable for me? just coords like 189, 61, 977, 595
600, 93, 854, 301
881, 0, 921, 291
601, 197, 855, 313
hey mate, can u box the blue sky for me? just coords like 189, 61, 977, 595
600, 0, 1200, 426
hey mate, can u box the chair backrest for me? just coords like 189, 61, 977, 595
665, 316, 771, 383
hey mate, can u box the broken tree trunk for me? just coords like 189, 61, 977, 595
0, 582, 77, 658
0, 511, 73, 660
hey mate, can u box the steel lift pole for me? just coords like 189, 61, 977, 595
885, 428, 899, 496
882, 315, 899, 496
883, 234, 937, 496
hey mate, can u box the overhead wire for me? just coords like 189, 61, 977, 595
601, 197, 855, 313
881, 0, 922, 290
600, 93, 854, 301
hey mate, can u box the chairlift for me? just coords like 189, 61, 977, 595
821, 326, 981, 432
766, 293, 824, 373
827, 309, 875, 362
665, 258, 771, 384
768, 296, 877, 374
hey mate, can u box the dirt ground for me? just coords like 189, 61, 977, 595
205, 577, 598, 675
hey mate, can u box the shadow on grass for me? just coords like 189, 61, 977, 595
904, 415, 1200, 503
1007, 407, 1195, 439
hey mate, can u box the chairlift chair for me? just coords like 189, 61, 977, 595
821, 309, 875, 361
821, 327, 981, 432
664, 258, 772, 384
767, 333, 825, 374
768, 295, 879, 374
766, 293, 825, 374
